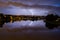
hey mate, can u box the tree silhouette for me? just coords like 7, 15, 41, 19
0, 13, 5, 27
45, 14, 59, 29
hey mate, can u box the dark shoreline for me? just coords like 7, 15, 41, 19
0, 27, 60, 40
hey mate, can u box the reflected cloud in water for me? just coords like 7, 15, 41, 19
3, 20, 60, 33
3, 20, 45, 29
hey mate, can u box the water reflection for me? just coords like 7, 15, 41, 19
3, 20, 46, 29
2, 20, 60, 33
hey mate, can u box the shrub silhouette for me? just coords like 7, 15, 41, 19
0, 13, 11, 27
45, 14, 59, 29
0, 13, 5, 27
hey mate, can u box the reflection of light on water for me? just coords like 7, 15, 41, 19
3, 20, 45, 29
29, 21, 33, 26
3, 20, 60, 32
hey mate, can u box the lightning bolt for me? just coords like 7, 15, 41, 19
27, 9, 33, 15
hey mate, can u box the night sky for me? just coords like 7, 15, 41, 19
0, 0, 60, 16
0, 0, 60, 6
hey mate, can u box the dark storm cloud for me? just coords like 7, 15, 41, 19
11, 0, 60, 6
0, 0, 60, 6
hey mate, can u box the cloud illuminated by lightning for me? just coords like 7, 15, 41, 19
27, 9, 34, 15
